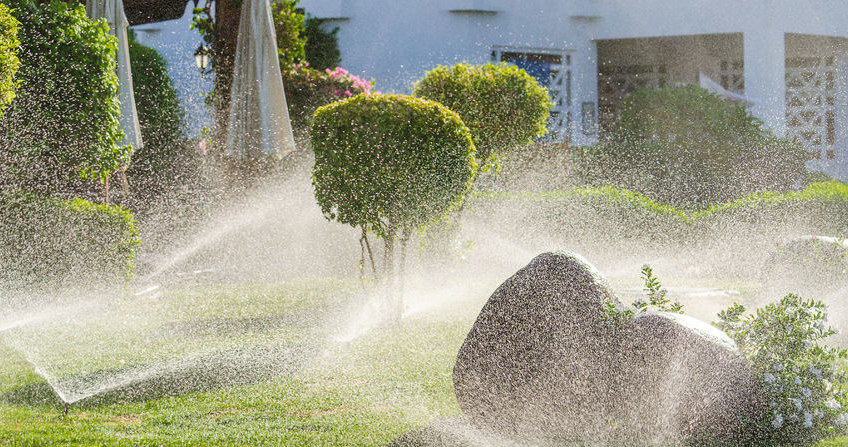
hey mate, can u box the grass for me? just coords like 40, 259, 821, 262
3, 277, 848, 446
0, 279, 471, 446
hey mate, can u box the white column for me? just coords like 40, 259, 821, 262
571, 36, 599, 146
743, 23, 786, 136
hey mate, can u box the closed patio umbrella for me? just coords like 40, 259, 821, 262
86, 0, 144, 153
225, 0, 296, 158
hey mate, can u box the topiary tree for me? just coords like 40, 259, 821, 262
0, 0, 129, 196
303, 16, 340, 70
0, 4, 20, 120
414, 62, 550, 166
124, 31, 189, 207
578, 84, 807, 206
311, 94, 476, 311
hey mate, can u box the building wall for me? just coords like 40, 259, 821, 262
299, 0, 848, 178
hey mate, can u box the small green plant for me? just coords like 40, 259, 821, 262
271, 0, 306, 69
634, 265, 683, 313
603, 265, 682, 326
716, 295, 848, 445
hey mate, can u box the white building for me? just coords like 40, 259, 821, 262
298, 0, 848, 181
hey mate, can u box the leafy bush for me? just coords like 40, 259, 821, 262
716, 296, 848, 445
0, 191, 139, 294
283, 64, 375, 141
0, 0, 128, 194
311, 94, 476, 278
124, 32, 189, 205
414, 62, 550, 165
271, 0, 306, 69
0, 4, 19, 119
574, 85, 807, 207
303, 16, 340, 70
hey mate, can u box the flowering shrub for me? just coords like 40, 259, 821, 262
716, 295, 848, 445
282, 63, 376, 141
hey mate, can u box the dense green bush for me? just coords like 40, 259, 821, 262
0, 191, 139, 293
124, 32, 189, 205
303, 16, 340, 70
574, 85, 807, 207
0, 4, 20, 120
311, 94, 476, 277
0, 0, 128, 195
414, 63, 550, 165
272, 0, 306, 69
283, 64, 375, 141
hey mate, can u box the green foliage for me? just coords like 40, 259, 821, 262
303, 16, 340, 70
311, 94, 477, 242
634, 265, 683, 313
603, 265, 682, 326
283, 64, 375, 141
0, 0, 128, 194
271, 0, 307, 69
124, 32, 190, 204
716, 295, 848, 445
414, 63, 550, 165
0, 190, 139, 293
0, 3, 20, 120
574, 85, 807, 206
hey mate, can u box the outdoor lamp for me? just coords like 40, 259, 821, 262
194, 45, 211, 74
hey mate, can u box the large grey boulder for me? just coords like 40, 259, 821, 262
453, 251, 763, 445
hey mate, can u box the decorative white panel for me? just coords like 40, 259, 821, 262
785, 56, 837, 160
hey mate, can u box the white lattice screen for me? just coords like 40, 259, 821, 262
493, 49, 572, 141
785, 56, 838, 160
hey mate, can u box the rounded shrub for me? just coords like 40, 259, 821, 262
0, 0, 129, 195
0, 190, 139, 294
311, 93, 476, 250
124, 32, 189, 205
283, 64, 375, 141
414, 62, 550, 164
0, 3, 20, 119
577, 84, 807, 206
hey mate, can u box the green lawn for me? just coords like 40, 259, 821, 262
2, 278, 848, 446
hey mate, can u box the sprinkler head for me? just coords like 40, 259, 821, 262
62, 402, 69, 418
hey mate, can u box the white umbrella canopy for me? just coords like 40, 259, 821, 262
86, 0, 144, 152
225, 0, 296, 159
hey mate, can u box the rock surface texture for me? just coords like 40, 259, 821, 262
453, 251, 763, 445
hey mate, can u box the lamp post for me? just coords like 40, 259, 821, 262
194, 44, 211, 75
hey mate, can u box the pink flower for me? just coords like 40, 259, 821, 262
199, 139, 207, 154
333, 90, 342, 97
345, 90, 352, 96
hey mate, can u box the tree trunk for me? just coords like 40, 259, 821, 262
213, 0, 240, 148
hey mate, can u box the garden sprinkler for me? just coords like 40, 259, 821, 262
62, 402, 70, 418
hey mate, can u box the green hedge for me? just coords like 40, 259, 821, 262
470, 181, 848, 248
0, 0, 128, 194
0, 3, 19, 119
0, 191, 139, 293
